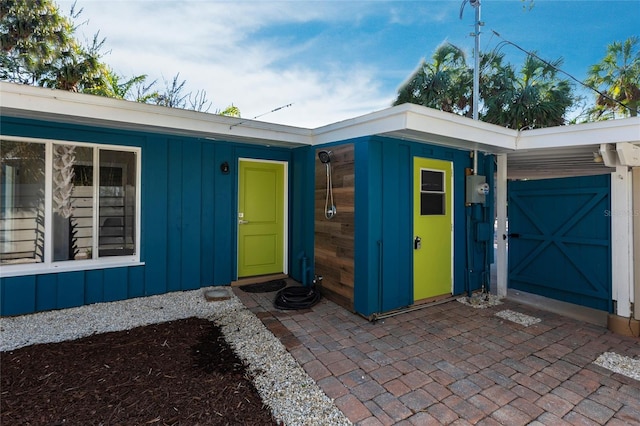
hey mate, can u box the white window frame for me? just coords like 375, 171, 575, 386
419, 167, 446, 216
1, 135, 143, 278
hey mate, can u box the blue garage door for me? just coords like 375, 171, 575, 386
508, 175, 612, 312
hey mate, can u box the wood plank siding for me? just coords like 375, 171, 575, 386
314, 144, 355, 310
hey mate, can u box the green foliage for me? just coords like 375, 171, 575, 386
219, 104, 241, 117
1, 0, 239, 116
394, 45, 575, 129
394, 43, 472, 116
1, 0, 75, 84
482, 55, 574, 129
84, 68, 158, 103
586, 36, 640, 119
38, 32, 107, 92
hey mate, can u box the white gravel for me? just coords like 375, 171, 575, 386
495, 309, 542, 327
0, 287, 351, 426
594, 352, 640, 381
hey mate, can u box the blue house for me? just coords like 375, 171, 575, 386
1, 82, 639, 335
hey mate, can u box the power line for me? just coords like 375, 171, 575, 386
490, 30, 636, 115
229, 103, 293, 129
251, 103, 293, 120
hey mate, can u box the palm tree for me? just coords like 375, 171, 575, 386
394, 42, 471, 115
586, 36, 640, 119
38, 33, 107, 93
395, 44, 574, 129
86, 68, 159, 103
482, 54, 573, 129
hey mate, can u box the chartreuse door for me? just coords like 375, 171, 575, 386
413, 157, 453, 301
238, 159, 286, 278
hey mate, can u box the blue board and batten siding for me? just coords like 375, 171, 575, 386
353, 136, 494, 317
0, 117, 312, 316
1, 115, 494, 318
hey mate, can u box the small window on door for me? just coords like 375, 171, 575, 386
420, 169, 445, 215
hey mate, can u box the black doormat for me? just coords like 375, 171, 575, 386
238, 279, 287, 293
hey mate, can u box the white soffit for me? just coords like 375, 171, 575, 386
508, 117, 640, 179
507, 146, 614, 179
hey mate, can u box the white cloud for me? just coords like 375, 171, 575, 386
62, 0, 396, 127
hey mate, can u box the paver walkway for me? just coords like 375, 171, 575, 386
234, 286, 640, 425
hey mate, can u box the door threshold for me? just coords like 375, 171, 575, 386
414, 293, 452, 305
231, 273, 288, 287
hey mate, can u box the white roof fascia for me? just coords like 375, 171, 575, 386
3, 83, 639, 155
0, 82, 313, 147
403, 106, 516, 152
312, 103, 518, 152
516, 116, 640, 150
312, 105, 410, 145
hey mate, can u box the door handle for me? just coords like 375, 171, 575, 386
238, 220, 249, 225
414, 236, 421, 250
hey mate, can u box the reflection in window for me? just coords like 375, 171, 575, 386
52, 144, 94, 261
1, 140, 46, 264
1, 138, 139, 268
420, 169, 446, 216
99, 150, 136, 257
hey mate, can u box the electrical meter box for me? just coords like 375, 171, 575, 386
466, 175, 489, 204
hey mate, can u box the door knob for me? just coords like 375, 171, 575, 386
239, 220, 249, 224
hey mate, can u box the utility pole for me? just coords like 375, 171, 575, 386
460, 0, 482, 174
460, 0, 482, 121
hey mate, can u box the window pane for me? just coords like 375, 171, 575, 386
52, 144, 94, 261
99, 150, 136, 257
1, 140, 46, 264
421, 170, 444, 192
421, 193, 445, 215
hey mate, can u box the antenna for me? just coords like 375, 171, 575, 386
229, 103, 293, 129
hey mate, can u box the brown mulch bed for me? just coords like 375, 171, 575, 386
1, 317, 279, 425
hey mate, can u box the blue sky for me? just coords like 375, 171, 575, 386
62, 0, 640, 127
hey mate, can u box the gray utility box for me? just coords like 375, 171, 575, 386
466, 175, 489, 204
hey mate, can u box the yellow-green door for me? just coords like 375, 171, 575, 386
413, 157, 453, 301
238, 160, 285, 278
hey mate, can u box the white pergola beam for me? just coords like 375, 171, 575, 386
611, 166, 633, 317
496, 154, 508, 297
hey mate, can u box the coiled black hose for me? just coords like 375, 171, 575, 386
273, 285, 321, 310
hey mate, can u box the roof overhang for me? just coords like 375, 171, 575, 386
0, 82, 313, 148
2, 82, 639, 179
507, 118, 640, 179
313, 103, 517, 152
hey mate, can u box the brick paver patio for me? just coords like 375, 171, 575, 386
234, 286, 640, 425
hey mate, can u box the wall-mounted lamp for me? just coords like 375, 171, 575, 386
220, 161, 230, 174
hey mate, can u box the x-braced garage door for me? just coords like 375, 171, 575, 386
508, 175, 612, 312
